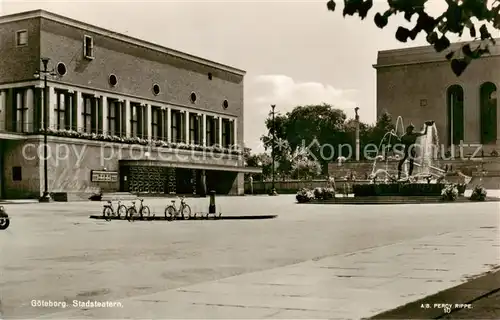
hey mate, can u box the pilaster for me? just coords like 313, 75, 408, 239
25, 88, 34, 132
202, 114, 207, 146
146, 104, 152, 141
102, 95, 108, 135
76, 91, 83, 132
218, 116, 223, 146
167, 107, 171, 143
185, 110, 190, 144
233, 118, 237, 147
125, 100, 131, 137
48, 86, 56, 130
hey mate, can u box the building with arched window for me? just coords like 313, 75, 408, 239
374, 41, 500, 157
0, 10, 260, 200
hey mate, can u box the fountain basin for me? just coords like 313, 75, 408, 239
353, 183, 445, 197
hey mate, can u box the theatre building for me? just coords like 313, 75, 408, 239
375, 41, 500, 156
0, 9, 259, 200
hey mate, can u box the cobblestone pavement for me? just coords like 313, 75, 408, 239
0, 195, 499, 319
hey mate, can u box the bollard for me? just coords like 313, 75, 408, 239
208, 190, 216, 214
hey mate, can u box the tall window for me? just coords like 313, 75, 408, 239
15, 89, 27, 133
108, 99, 119, 136
55, 90, 67, 130
130, 104, 138, 137
171, 110, 183, 143
222, 119, 229, 148
446, 85, 464, 146
206, 116, 216, 146
152, 106, 162, 140
82, 94, 94, 133
480, 82, 497, 144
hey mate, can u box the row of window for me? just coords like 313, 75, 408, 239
52, 90, 235, 147
446, 82, 498, 145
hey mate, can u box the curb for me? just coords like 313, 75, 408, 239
89, 214, 278, 221
369, 270, 500, 319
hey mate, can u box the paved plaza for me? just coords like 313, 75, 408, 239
0, 194, 499, 319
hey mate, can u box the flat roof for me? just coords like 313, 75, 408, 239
374, 38, 500, 68
0, 9, 246, 76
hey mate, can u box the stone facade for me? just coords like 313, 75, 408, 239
0, 10, 254, 199
375, 40, 500, 154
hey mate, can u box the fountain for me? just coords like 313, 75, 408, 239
296, 116, 498, 204
350, 117, 471, 201
370, 117, 445, 184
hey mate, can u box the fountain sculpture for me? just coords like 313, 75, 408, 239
350, 116, 473, 199
370, 116, 445, 184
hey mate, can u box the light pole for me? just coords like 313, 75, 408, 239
270, 104, 277, 196
355, 107, 360, 161
34, 58, 57, 202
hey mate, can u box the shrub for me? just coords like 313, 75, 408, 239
470, 185, 487, 201
296, 188, 314, 203
313, 187, 323, 200
322, 187, 335, 200
441, 184, 459, 201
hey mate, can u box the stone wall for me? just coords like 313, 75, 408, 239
2, 139, 42, 199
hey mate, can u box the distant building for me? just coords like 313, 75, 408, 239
0, 9, 259, 200
374, 41, 500, 155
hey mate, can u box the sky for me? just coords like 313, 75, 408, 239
0, 0, 457, 152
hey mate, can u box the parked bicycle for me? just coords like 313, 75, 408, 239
126, 199, 152, 221
102, 200, 127, 221
164, 197, 191, 221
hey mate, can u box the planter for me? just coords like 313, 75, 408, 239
353, 183, 444, 197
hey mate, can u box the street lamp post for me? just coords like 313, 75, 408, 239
34, 58, 57, 202
270, 104, 277, 196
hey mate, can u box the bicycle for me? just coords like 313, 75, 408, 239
164, 197, 191, 221
102, 200, 127, 221
126, 199, 152, 222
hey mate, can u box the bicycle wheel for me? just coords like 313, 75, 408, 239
117, 205, 127, 218
103, 207, 113, 221
140, 206, 151, 219
181, 204, 191, 220
164, 206, 176, 221
127, 207, 138, 222
0, 217, 10, 230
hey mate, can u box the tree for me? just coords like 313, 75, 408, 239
291, 154, 322, 180
284, 104, 347, 173
326, 0, 499, 76
260, 113, 291, 175
244, 151, 273, 180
